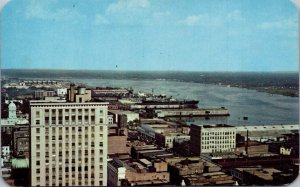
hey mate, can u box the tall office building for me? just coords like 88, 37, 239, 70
30, 86, 108, 186
190, 124, 236, 155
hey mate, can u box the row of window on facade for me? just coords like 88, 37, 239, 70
36, 176, 103, 186
35, 141, 104, 151
201, 131, 235, 135
201, 136, 235, 140
35, 126, 104, 133
35, 117, 104, 125
38, 165, 104, 173
36, 109, 104, 117
202, 140, 235, 144
36, 156, 104, 167
202, 144, 235, 149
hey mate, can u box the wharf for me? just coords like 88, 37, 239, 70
235, 124, 299, 133
154, 108, 229, 118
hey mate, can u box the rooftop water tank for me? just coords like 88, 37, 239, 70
78, 87, 86, 95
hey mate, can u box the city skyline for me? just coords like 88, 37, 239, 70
1, 0, 299, 71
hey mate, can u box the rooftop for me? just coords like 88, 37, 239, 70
202, 124, 234, 128
109, 110, 139, 115
235, 167, 281, 181
165, 157, 219, 169
30, 102, 109, 106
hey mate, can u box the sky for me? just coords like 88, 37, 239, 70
1, 0, 299, 71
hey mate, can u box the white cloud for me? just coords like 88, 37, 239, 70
178, 15, 204, 26
25, 0, 48, 19
178, 14, 221, 27
227, 10, 244, 22
25, 0, 85, 23
94, 14, 109, 25
153, 11, 171, 18
106, 0, 149, 14
143, 11, 172, 26
257, 18, 297, 30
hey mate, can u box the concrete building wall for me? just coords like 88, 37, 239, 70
109, 110, 139, 123
57, 88, 67, 96
190, 124, 236, 155
107, 161, 126, 186
156, 133, 190, 149
126, 170, 170, 183
30, 102, 108, 186
108, 136, 129, 155
154, 161, 168, 172
235, 144, 269, 155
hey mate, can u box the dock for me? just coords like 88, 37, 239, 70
154, 108, 230, 118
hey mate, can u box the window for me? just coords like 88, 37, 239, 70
36, 120, 40, 125
36, 128, 40, 133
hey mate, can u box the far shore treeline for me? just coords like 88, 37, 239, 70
1, 69, 299, 97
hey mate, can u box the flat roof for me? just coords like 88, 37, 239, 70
202, 124, 234, 128
139, 158, 152, 166
109, 110, 139, 115
130, 179, 169, 185
30, 102, 109, 106
155, 108, 227, 111
240, 168, 281, 180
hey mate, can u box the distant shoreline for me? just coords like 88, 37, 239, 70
1, 69, 299, 98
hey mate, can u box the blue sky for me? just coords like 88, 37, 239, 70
1, 0, 298, 71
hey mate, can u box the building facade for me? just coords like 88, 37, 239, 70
190, 124, 236, 155
108, 157, 170, 186
30, 101, 108, 186
13, 126, 30, 157
1, 102, 29, 133
34, 91, 56, 99
155, 132, 190, 149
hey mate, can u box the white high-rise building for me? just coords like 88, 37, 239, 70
30, 101, 108, 186
190, 124, 236, 155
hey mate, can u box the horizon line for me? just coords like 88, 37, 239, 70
1, 68, 299, 73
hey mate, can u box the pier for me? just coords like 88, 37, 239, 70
154, 108, 230, 118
